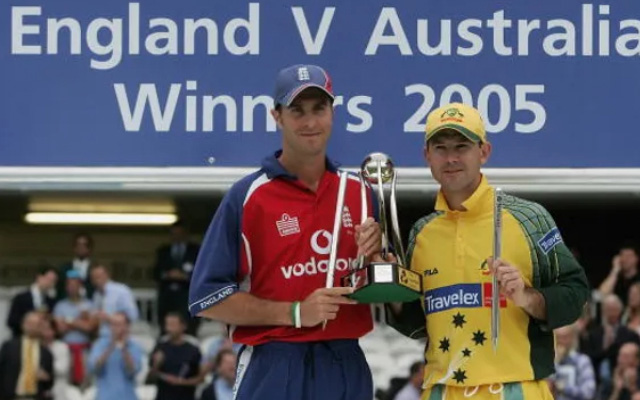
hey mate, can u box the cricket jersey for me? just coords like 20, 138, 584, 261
188, 151, 376, 346
392, 175, 589, 388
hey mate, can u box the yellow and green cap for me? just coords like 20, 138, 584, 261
425, 103, 487, 144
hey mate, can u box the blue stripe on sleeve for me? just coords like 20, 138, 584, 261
188, 171, 262, 316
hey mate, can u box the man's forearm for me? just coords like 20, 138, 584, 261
197, 292, 293, 326
520, 288, 547, 321
598, 273, 617, 295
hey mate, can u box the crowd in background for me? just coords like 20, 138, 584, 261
2, 226, 640, 400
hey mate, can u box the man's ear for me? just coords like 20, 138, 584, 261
480, 141, 492, 165
271, 108, 283, 130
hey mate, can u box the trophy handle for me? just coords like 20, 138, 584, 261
376, 161, 390, 257
325, 171, 349, 289
390, 170, 407, 267
355, 172, 369, 271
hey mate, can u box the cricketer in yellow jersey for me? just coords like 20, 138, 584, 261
387, 103, 591, 400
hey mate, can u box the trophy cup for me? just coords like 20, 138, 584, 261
339, 153, 422, 303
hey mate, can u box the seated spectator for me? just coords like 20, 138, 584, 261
393, 361, 424, 400
200, 349, 237, 400
600, 342, 640, 400
41, 317, 70, 400
6, 266, 58, 337
0, 312, 54, 400
53, 270, 96, 386
580, 294, 640, 383
88, 312, 144, 400
148, 313, 203, 400
548, 323, 596, 400
624, 283, 640, 336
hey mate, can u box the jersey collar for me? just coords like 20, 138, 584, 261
435, 174, 493, 217
261, 150, 340, 180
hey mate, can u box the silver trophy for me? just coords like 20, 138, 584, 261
341, 153, 422, 303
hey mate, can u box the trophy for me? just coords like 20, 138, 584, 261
337, 153, 422, 303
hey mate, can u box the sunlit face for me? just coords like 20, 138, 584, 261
425, 131, 491, 195
271, 89, 333, 160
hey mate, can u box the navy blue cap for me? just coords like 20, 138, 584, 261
66, 270, 82, 280
273, 64, 334, 107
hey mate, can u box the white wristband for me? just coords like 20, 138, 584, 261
294, 301, 302, 328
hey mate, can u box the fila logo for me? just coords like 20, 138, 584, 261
276, 213, 300, 237
424, 268, 439, 276
297, 67, 310, 81
342, 206, 353, 228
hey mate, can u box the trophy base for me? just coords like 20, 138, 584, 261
341, 262, 422, 303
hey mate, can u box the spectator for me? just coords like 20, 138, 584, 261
148, 313, 203, 400
0, 312, 54, 400
90, 264, 139, 337
6, 266, 58, 337
57, 233, 95, 301
548, 323, 596, 400
40, 317, 70, 399
581, 294, 640, 384
53, 270, 96, 386
153, 220, 200, 336
599, 244, 640, 306
624, 283, 640, 336
393, 361, 424, 400
600, 342, 640, 400
88, 312, 144, 400
200, 349, 236, 400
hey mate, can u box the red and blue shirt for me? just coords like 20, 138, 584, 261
188, 151, 377, 345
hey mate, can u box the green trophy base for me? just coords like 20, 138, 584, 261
341, 262, 422, 303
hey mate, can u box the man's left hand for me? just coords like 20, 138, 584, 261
489, 257, 527, 307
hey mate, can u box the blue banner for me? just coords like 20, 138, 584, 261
2, 1, 639, 167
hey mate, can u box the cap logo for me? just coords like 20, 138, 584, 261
440, 107, 464, 123
297, 67, 310, 81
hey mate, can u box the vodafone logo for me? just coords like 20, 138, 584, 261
280, 229, 355, 280
311, 230, 332, 255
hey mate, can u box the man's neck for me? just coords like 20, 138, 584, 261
442, 176, 482, 211
278, 151, 326, 191
623, 268, 638, 279
169, 335, 184, 345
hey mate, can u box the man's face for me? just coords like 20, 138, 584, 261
66, 278, 82, 297
90, 267, 109, 290
22, 313, 42, 338
603, 298, 623, 324
618, 343, 640, 369
620, 248, 638, 272
110, 314, 129, 340
271, 89, 333, 160
425, 131, 491, 194
74, 236, 91, 259
38, 271, 58, 291
164, 315, 185, 338
40, 320, 55, 342
170, 226, 187, 244
217, 352, 237, 382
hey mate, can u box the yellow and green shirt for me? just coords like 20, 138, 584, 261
389, 175, 589, 388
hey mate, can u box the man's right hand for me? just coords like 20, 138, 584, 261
612, 255, 622, 276
300, 287, 357, 327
